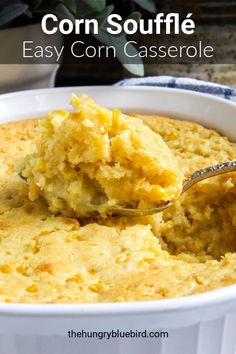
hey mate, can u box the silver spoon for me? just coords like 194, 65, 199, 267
19, 161, 236, 217
110, 161, 236, 216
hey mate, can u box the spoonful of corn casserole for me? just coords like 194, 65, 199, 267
16, 94, 184, 217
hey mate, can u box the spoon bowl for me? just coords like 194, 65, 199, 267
110, 160, 236, 216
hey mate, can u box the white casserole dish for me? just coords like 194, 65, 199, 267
0, 86, 236, 354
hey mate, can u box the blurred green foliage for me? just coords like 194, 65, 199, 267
0, 0, 157, 75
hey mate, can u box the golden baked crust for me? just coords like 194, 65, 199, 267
0, 115, 236, 303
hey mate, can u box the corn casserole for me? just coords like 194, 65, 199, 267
18, 95, 183, 217
0, 97, 236, 303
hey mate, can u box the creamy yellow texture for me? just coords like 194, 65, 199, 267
19, 95, 183, 217
0, 114, 235, 303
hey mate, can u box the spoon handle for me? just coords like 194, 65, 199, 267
182, 161, 236, 194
